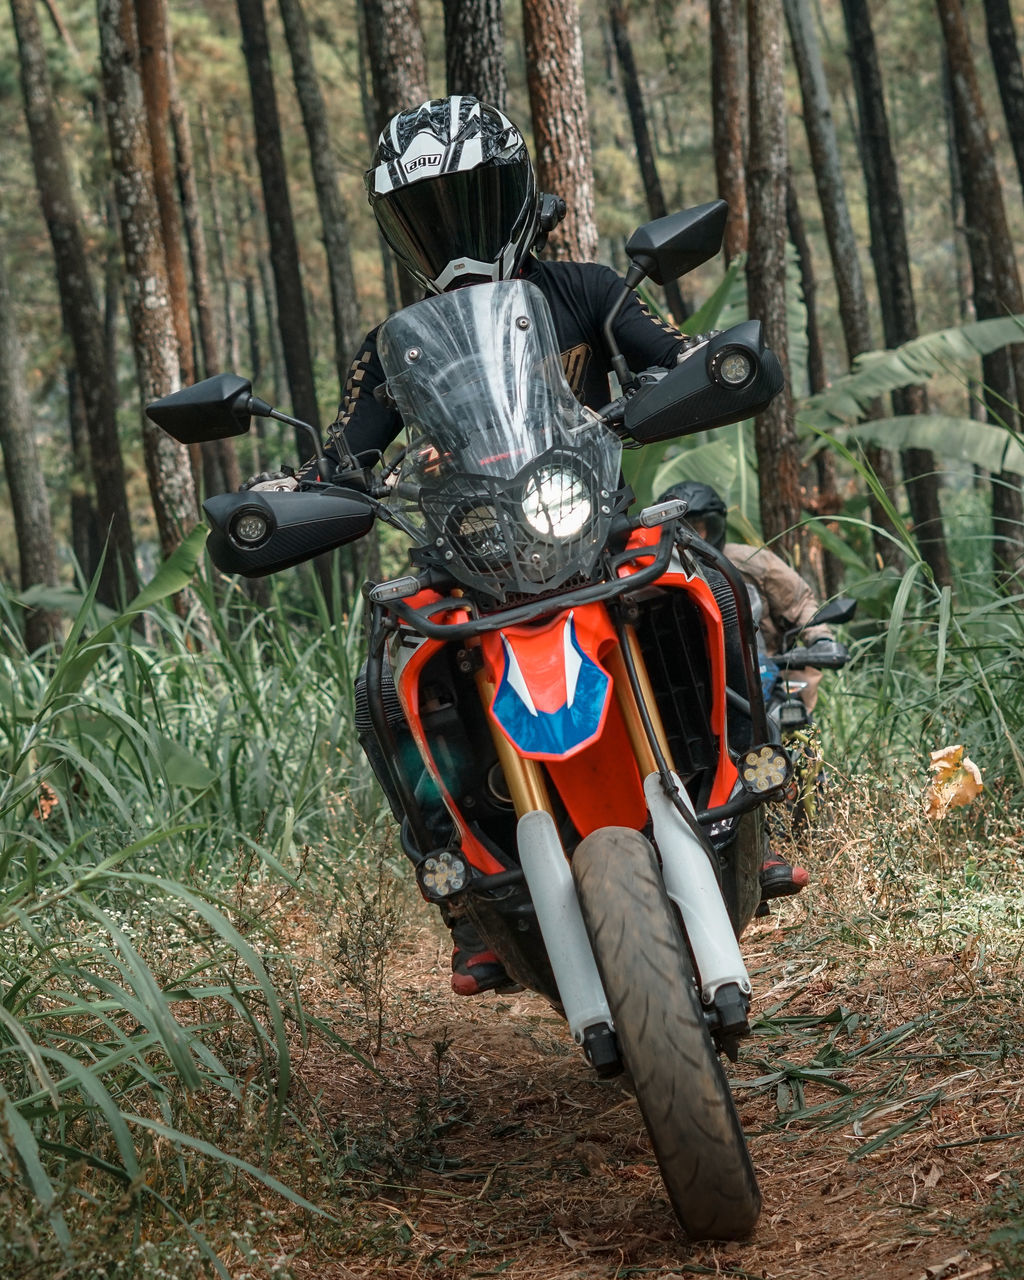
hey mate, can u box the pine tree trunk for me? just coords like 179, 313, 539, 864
237, 0, 320, 442
982, 0, 1024, 198
362, 0, 429, 306
96, 0, 201, 577
522, 0, 599, 261
746, 0, 802, 560
11, 0, 139, 605
841, 0, 951, 586
279, 0, 362, 380
607, 0, 688, 321
786, 175, 839, 596
940, 0, 1024, 582
443, 0, 507, 110
0, 243, 61, 650
710, 0, 748, 261
168, 70, 240, 496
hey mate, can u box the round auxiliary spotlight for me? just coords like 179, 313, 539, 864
739, 744, 791, 794
228, 505, 275, 549
709, 345, 758, 390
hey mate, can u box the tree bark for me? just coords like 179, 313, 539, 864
0, 241, 61, 650
841, 0, 951, 587
746, 0, 802, 559
940, 0, 1024, 582
361, 0, 429, 305
982, 0, 1024, 199
96, 0, 201, 575
167, 67, 240, 497
522, 0, 599, 262
607, 0, 688, 321
10, 0, 139, 604
786, 0, 907, 576
710, 0, 748, 261
279, 0, 362, 384
443, 0, 507, 111
237, 0, 321, 441
786, 175, 840, 596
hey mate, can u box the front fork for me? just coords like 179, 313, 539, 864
476, 629, 752, 1059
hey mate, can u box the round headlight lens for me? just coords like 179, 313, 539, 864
232, 511, 271, 545
522, 466, 592, 539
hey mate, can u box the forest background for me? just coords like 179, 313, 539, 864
1, 1, 1024, 1278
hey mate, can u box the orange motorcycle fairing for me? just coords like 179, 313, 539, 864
392, 622, 507, 877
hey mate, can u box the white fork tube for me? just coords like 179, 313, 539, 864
516, 809, 613, 1043
643, 771, 752, 1004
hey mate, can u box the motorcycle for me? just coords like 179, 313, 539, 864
147, 200, 793, 1241
759, 597, 856, 823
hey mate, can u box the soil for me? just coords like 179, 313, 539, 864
283, 897, 1022, 1280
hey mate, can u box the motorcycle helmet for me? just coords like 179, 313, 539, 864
658, 480, 727, 550
366, 95, 539, 294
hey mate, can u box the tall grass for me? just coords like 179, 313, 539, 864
0, 543, 380, 1277
805, 435, 1024, 807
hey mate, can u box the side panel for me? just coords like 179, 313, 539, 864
391, 629, 506, 876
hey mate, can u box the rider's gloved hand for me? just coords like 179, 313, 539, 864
241, 468, 298, 492
805, 637, 849, 667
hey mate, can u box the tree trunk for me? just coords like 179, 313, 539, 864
11, 0, 139, 605
279, 0, 362, 381
940, 0, 1024, 582
0, 242, 61, 650
168, 67, 240, 497
710, 0, 748, 261
607, 0, 688, 321
362, 0, 429, 306
840, 0, 951, 587
746, 0, 801, 559
786, 175, 840, 596
96, 0, 201, 576
785, 0, 903, 574
237, 0, 321, 443
522, 0, 599, 262
443, 0, 507, 111
982, 0, 1024, 199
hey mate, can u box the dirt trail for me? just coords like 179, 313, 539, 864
287, 903, 1019, 1280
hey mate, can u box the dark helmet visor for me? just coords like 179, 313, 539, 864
372, 162, 533, 284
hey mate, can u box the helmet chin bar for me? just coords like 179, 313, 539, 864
432, 244, 518, 293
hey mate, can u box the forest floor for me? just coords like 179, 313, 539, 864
266, 857, 1024, 1280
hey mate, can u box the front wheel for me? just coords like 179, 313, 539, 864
572, 826, 760, 1241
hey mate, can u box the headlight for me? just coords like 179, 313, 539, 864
455, 503, 507, 560
709, 345, 757, 388
521, 465, 592, 539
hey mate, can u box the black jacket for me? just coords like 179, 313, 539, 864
330, 257, 689, 466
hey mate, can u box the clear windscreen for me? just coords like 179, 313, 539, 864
378, 280, 608, 485
377, 281, 623, 601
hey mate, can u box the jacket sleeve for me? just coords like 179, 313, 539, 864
326, 327, 403, 468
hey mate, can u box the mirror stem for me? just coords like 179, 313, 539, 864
251, 397, 335, 482
603, 262, 648, 392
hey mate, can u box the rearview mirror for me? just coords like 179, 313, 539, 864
146, 373, 254, 444
625, 201, 728, 286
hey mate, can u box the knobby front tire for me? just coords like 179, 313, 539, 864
572, 825, 761, 1241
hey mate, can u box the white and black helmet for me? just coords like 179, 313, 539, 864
366, 95, 539, 294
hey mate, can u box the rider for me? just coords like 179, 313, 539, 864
256, 96, 718, 994
657, 481, 845, 712
658, 480, 848, 901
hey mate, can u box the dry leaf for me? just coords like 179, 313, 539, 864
925, 744, 983, 819
33, 782, 59, 821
